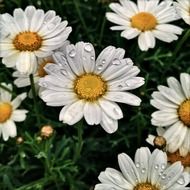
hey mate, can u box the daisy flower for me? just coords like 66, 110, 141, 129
106, 0, 183, 51
146, 129, 190, 172
174, 0, 190, 25
12, 41, 70, 96
0, 6, 71, 74
95, 147, 190, 190
39, 41, 144, 133
0, 83, 28, 141
151, 73, 190, 157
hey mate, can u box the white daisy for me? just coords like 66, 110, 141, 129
106, 0, 183, 51
174, 0, 190, 25
12, 41, 70, 96
151, 73, 190, 157
0, 83, 28, 141
146, 129, 190, 172
95, 147, 190, 190
39, 41, 144, 133
0, 6, 72, 74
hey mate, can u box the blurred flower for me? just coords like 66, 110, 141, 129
95, 147, 190, 190
39, 41, 144, 133
151, 73, 190, 156
106, 0, 183, 51
146, 129, 190, 172
40, 125, 54, 138
0, 6, 72, 74
12, 41, 70, 96
0, 83, 28, 141
174, 0, 190, 25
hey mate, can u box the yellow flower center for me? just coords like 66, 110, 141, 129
134, 183, 159, 190
131, 12, 157, 31
13, 31, 42, 51
74, 73, 107, 101
167, 150, 190, 167
178, 100, 190, 127
153, 136, 167, 150
0, 102, 12, 123
37, 60, 54, 77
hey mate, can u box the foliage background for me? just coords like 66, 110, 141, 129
0, 0, 190, 189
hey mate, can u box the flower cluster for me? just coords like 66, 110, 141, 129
0, 0, 190, 189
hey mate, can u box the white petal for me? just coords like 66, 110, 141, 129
11, 92, 27, 109
121, 28, 140, 40
180, 73, 190, 98
59, 100, 84, 125
138, 33, 149, 51
11, 109, 28, 122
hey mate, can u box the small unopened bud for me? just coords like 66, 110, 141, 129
16, 136, 24, 144
40, 125, 54, 138
36, 136, 42, 143
153, 136, 166, 149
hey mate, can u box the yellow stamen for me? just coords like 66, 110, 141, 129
178, 100, 190, 127
134, 183, 159, 190
38, 59, 54, 77
167, 150, 190, 167
131, 12, 157, 31
74, 73, 107, 101
0, 102, 12, 123
13, 31, 42, 51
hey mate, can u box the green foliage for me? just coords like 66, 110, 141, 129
0, 0, 190, 189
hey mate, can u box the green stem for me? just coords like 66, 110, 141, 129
29, 74, 41, 125
173, 29, 190, 57
73, 0, 93, 42
73, 120, 84, 163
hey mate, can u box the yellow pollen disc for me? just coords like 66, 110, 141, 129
0, 102, 12, 123
13, 31, 42, 51
38, 60, 54, 77
74, 73, 107, 101
167, 150, 190, 167
178, 100, 190, 127
134, 183, 159, 190
131, 12, 157, 31
153, 136, 167, 150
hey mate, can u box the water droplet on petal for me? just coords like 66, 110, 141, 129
69, 49, 76, 57
60, 69, 67, 76
154, 164, 159, 170
161, 174, 166, 179
177, 177, 185, 185
84, 43, 92, 52
112, 59, 120, 65
118, 84, 123, 89
161, 164, 166, 170
136, 162, 140, 168
91, 56, 94, 60
97, 65, 103, 71
141, 168, 146, 173
41, 82, 48, 88
102, 59, 106, 64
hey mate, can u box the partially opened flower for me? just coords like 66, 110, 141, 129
174, 0, 190, 25
106, 0, 183, 51
39, 41, 144, 133
146, 128, 190, 172
151, 73, 190, 157
0, 83, 28, 141
95, 147, 190, 190
0, 6, 71, 74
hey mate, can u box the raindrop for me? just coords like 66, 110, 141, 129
154, 164, 159, 170
84, 43, 92, 52
177, 177, 185, 185
118, 84, 123, 89
112, 59, 120, 65
161, 174, 166, 179
97, 65, 103, 71
136, 162, 140, 168
161, 164, 166, 170
102, 60, 106, 64
69, 49, 76, 57
141, 168, 146, 173
91, 56, 94, 60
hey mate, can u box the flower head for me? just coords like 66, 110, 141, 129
174, 0, 190, 25
0, 6, 71, 74
0, 83, 28, 141
95, 147, 190, 190
106, 0, 183, 51
150, 73, 190, 157
39, 41, 144, 133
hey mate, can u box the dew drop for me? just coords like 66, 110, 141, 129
161, 164, 166, 170
84, 43, 92, 52
102, 60, 106, 64
91, 56, 94, 60
136, 162, 140, 168
112, 59, 120, 65
177, 177, 185, 185
141, 168, 146, 173
97, 65, 103, 71
154, 164, 159, 170
118, 84, 123, 89
161, 174, 166, 179
69, 49, 76, 57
